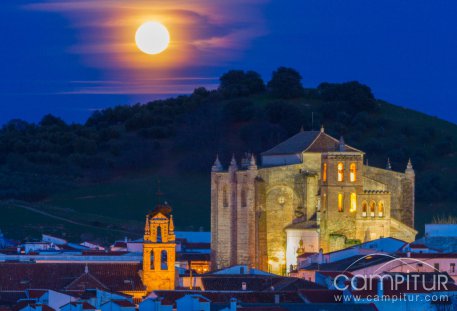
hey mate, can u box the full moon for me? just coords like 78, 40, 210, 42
135, 21, 170, 55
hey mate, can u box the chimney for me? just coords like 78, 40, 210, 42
274, 294, 280, 304
406, 251, 411, 258
230, 298, 237, 311
241, 282, 247, 291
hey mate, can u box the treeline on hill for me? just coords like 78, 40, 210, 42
0, 67, 456, 208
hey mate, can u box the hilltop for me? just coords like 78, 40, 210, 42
0, 67, 456, 242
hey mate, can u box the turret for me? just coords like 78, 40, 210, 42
229, 154, 238, 173
212, 154, 223, 172
386, 158, 392, 170
248, 154, 257, 170
405, 158, 415, 178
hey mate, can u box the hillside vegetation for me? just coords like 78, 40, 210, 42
0, 67, 456, 242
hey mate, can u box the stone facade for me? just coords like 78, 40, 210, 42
211, 128, 417, 275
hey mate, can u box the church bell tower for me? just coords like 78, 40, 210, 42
142, 201, 176, 291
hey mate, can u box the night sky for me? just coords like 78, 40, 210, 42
1, 0, 457, 124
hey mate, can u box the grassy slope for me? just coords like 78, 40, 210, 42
1, 94, 456, 242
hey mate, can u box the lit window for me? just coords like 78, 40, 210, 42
350, 193, 357, 213
338, 193, 343, 212
350, 163, 357, 182
337, 163, 344, 182
322, 163, 327, 182
370, 202, 376, 217
362, 201, 368, 217
378, 201, 384, 217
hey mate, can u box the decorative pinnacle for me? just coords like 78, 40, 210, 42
407, 158, 413, 169
230, 154, 237, 165
212, 154, 223, 172
229, 153, 238, 171
248, 154, 257, 170
386, 158, 392, 170
338, 136, 346, 152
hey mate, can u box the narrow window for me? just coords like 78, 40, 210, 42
157, 226, 162, 243
370, 202, 376, 217
378, 201, 384, 217
338, 193, 344, 212
337, 163, 344, 182
350, 193, 357, 213
322, 163, 327, 182
223, 186, 228, 207
451, 263, 455, 273
241, 189, 247, 207
161, 250, 168, 270
362, 201, 368, 217
350, 163, 357, 182
150, 251, 155, 270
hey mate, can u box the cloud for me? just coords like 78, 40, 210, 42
24, 0, 268, 69
23, 0, 269, 95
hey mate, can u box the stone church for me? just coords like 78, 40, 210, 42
210, 127, 417, 275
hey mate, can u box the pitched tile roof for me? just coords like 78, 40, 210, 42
262, 131, 361, 156
301, 254, 392, 272
153, 290, 305, 306
201, 275, 323, 291
299, 289, 344, 303
105, 300, 136, 308
0, 263, 145, 293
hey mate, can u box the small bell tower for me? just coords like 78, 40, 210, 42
142, 200, 176, 291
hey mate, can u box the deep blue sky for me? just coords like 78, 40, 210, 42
1, 1, 457, 124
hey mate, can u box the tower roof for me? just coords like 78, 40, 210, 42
149, 202, 172, 217
261, 130, 362, 156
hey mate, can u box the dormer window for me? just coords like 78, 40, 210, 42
337, 163, 344, 182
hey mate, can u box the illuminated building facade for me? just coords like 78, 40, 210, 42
211, 127, 417, 275
142, 202, 176, 291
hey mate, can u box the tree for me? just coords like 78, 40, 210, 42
219, 70, 265, 98
267, 67, 305, 99
317, 81, 377, 112
40, 114, 67, 128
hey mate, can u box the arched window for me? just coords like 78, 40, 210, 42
350, 193, 357, 213
338, 193, 343, 212
370, 202, 376, 217
150, 251, 155, 270
362, 201, 368, 217
157, 226, 162, 243
350, 163, 357, 182
322, 163, 327, 182
337, 163, 344, 182
241, 189, 247, 207
223, 186, 228, 207
161, 250, 168, 270
378, 201, 384, 217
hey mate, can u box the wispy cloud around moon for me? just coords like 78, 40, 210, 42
24, 0, 269, 95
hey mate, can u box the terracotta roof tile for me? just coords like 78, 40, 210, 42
0, 263, 145, 293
